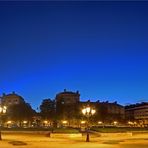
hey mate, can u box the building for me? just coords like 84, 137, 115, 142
79, 100, 125, 124
125, 102, 148, 127
0, 90, 126, 127
0, 91, 25, 106
102, 101, 125, 124
55, 89, 125, 126
56, 89, 80, 105
55, 89, 80, 126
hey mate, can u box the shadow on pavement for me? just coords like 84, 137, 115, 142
9, 141, 27, 146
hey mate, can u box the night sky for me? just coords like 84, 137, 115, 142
0, 1, 148, 109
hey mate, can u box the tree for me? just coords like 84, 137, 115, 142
40, 99, 55, 120
7, 102, 36, 126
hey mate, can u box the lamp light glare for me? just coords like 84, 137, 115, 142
82, 109, 86, 115
86, 107, 91, 113
62, 120, 68, 124
91, 109, 96, 115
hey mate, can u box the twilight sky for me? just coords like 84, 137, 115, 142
0, 1, 148, 109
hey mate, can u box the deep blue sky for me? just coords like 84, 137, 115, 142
0, 1, 148, 109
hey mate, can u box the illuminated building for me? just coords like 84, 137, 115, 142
0, 92, 25, 106
125, 102, 148, 127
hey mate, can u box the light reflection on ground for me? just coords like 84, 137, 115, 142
0, 132, 148, 148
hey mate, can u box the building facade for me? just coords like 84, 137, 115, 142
55, 89, 80, 126
0, 91, 25, 106
79, 100, 125, 124
55, 90, 125, 126
56, 89, 80, 105
125, 102, 148, 127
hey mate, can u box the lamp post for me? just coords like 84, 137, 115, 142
82, 106, 96, 142
0, 106, 7, 140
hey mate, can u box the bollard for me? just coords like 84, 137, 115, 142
86, 132, 89, 142
46, 132, 51, 137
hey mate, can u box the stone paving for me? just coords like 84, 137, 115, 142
0, 132, 148, 148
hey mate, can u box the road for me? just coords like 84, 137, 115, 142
0, 132, 148, 148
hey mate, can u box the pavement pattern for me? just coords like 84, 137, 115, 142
0, 132, 148, 148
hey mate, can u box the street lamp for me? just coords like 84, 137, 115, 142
82, 106, 96, 142
113, 121, 118, 126
98, 121, 102, 124
0, 106, 7, 140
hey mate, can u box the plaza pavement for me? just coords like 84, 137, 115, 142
0, 132, 148, 148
